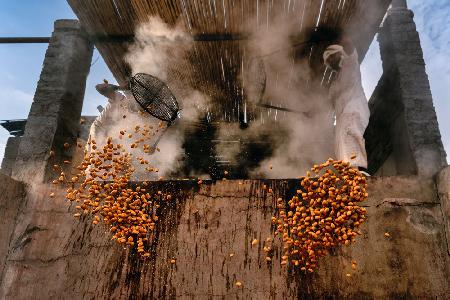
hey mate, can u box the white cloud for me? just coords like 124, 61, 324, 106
4, 88, 33, 103
0, 87, 34, 119
0, 142, 5, 163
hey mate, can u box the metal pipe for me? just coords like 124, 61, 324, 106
0, 33, 249, 44
0, 37, 51, 43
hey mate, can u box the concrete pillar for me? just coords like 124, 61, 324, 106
437, 166, 450, 255
12, 20, 93, 183
376, 3, 447, 177
0, 137, 21, 177
392, 0, 407, 8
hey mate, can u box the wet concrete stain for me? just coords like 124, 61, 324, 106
102, 180, 197, 299
12, 224, 46, 252
47, 178, 448, 299
406, 207, 440, 234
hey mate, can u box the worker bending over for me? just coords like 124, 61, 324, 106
87, 80, 139, 153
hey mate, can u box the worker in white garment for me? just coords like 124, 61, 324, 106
323, 40, 370, 176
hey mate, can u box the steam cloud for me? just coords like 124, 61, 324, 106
115, 2, 367, 179
120, 17, 211, 179
215, 11, 335, 178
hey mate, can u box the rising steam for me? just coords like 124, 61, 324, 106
215, 11, 335, 178
115, 2, 370, 179
120, 17, 211, 179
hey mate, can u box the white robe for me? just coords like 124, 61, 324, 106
324, 45, 370, 168
86, 89, 140, 153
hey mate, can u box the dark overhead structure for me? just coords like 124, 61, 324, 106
0, 120, 27, 136
67, 0, 391, 85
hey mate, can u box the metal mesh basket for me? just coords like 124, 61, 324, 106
129, 73, 180, 123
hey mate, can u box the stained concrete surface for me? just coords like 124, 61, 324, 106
437, 166, 450, 255
0, 174, 26, 281
0, 174, 448, 299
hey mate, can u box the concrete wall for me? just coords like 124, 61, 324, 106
437, 166, 450, 255
365, 70, 403, 176
1, 115, 95, 177
0, 174, 26, 284
0, 177, 448, 299
0, 137, 22, 177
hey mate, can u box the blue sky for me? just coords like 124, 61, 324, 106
0, 0, 449, 162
